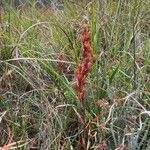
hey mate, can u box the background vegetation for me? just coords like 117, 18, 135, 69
0, 0, 149, 149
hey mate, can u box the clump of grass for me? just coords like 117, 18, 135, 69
0, 0, 150, 149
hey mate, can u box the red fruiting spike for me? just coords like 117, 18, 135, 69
77, 71, 82, 79
79, 75, 85, 83
92, 54, 97, 63
81, 88, 86, 95
83, 51, 90, 58
82, 77, 86, 84
78, 74, 84, 84
82, 23, 88, 32
83, 64, 91, 75
73, 83, 79, 91
84, 32, 90, 41
89, 47, 93, 52
81, 32, 90, 43
87, 63, 92, 71
78, 65, 82, 72
84, 41, 91, 50
82, 69, 88, 76
78, 92, 83, 100
84, 57, 90, 63
83, 65, 88, 75
80, 35, 85, 43
83, 63, 88, 69
74, 23, 93, 103
86, 46, 92, 53
75, 67, 82, 78
82, 50, 87, 57
81, 35, 85, 43
75, 71, 78, 78
78, 82, 82, 90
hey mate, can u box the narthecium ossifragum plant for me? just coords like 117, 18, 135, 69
73, 23, 96, 108
73, 23, 96, 149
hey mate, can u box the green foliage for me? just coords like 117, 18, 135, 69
0, 0, 149, 149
